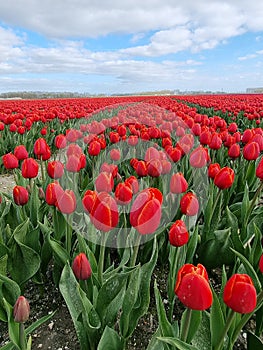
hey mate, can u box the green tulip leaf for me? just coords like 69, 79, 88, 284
97, 326, 124, 350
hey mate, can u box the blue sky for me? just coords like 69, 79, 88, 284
0, 1, 263, 94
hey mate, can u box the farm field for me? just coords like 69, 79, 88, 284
0, 93, 263, 350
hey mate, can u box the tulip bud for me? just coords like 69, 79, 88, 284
56, 189, 76, 214
170, 172, 188, 194
208, 163, 221, 179
47, 160, 64, 179
2, 153, 19, 170
13, 296, 30, 323
14, 145, 28, 161
180, 192, 199, 216
21, 158, 39, 179
223, 274, 257, 314
243, 141, 260, 161
72, 253, 92, 280
95, 171, 114, 192
174, 263, 213, 310
114, 182, 133, 205
214, 166, 235, 190
13, 186, 29, 206
169, 220, 189, 247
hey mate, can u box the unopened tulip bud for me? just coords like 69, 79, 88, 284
13, 296, 30, 323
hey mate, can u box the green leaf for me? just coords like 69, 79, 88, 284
25, 310, 56, 335
146, 328, 165, 350
47, 234, 70, 268
154, 280, 177, 338
210, 288, 225, 348
191, 311, 211, 350
29, 181, 40, 227
247, 331, 263, 350
186, 225, 199, 263
157, 336, 198, 350
181, 309, 202, 344
226, 206, 244, 253
59, 263, 89, 350
3, 298, 20, 350
97, 326, 124, 350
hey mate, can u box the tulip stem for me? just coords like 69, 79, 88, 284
98, 234, 107, 286
19, 323, 26, 350
214, 309, 236, 350
130, 233, 141, 267
181, 307, 192, 342
65, 214, 72, 254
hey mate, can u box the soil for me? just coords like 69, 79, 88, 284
0, 175, 254, 349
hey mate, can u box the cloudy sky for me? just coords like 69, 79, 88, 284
0, 1, 263, 94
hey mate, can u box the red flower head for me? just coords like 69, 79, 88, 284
47, 160, 64, 179
259, 254, 263, 273
130, 188, 163, 235
144, 147, 160, 162
125, 175, 139, 194
72, 253, 92, 280
21, 158, 39, 179
45, 182, 64, 206
228, 143, 240, 159
33, 138, 51, 160
86, 191, 119, 232
14, 145, 28, 161
174, 263, 213, 310
223, 274, 257, 314
88, 140, 101, 156
169, 220, 189, 247
147, 159, 162, 177
54, 134, 67, 149
256, 156, 263, 180
2, 153, 19, 170
170, 172, 188, 194
135, 160, 148, 177
214, 166, 235, 190
208, 163, 221, 179
66, 154, 82, 173
180, 192, 199, 216
189, 146, 209, 168
110, 148, 121, 161
13, 186, 29, 206
56, 189, 77, 214
209, 133, 222, 150
243, 141, 260, 161
13, 296, 30, 323
114, 182, 133, 205
95, 171, 114, 192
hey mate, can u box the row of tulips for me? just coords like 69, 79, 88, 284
0, 96, 262, 350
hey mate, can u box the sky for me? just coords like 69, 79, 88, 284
0, 1, 263, 94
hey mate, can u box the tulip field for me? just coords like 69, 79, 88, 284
0, 94, 263, 349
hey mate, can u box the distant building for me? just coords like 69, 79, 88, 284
246, 87, 263, 93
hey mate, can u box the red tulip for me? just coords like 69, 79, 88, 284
95, 171, 114, 192
13, 296, 30, 323
169, 220, 189, 247
2, 153, 19, 170
13, 186, 29, 206
45, 182, 64, 206
147, 159, 162, 177
174, 263, 213, 310
72, 253, 92, 280
208, 163, 221, 179
180, 192, 199, 216
130, 188, 163, 235
88, 140, 101, 156
243, 141, 260, 160
189, 146, 209, 168
21, 158, 39, 178
47, 161, 64, 179
170, 172, 188, 194
228, 143, 240, 159
33, 138, 51, 160
14, 145, 28, 161
199, 130, 211, 146
88, 191, 119, 232
135, 160, 148, 177
54, 134, 67, 149
56, 189, 76, 214
256, 156, 263, 180
66, 154, 82, 172
125, 175, 139, 194
209, 133, 222, 150
144, 147, 160, 162
214, 167, 235, 189
114, 182, 133, 205
223, 274, 257, 314
110, 148, 121, 161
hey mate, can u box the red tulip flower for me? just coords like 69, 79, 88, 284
66, 154, 82, 173
88, 140, 101, 156
228, 143, 240, 159
14, 145, 28, 161
114, 182, 133, 205
256, 156, 263, 180
2, 153, 19, 170
208, 163, 221, 179
13, 186, 29, 206
169, 220, 189, 247
170, 172, 188, 194
214, 167, 235, 190
180, 192, 199, 216
87, 191, 119, 232
21, 158, 39, 179
130, 188, 163, 235
110, 148, 121, 161
174, 263, 213, 310
223, 274, 257, 314
135, 160, 148, 177
189, 146, 209, 168
54, 134, 67, 149
209, 133, 222, 150
47, 161, 64, 179
72, 253, 92, 280
45, 182, 64, 206
125, 175, 139, 194
243, 141, 260, 161
259, 254, 263, 273
95, 171, 114, 192
13, 296, 30, 323
56, 189, 77, 214
147, 159, 162, 177
33, 138, 51, 160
